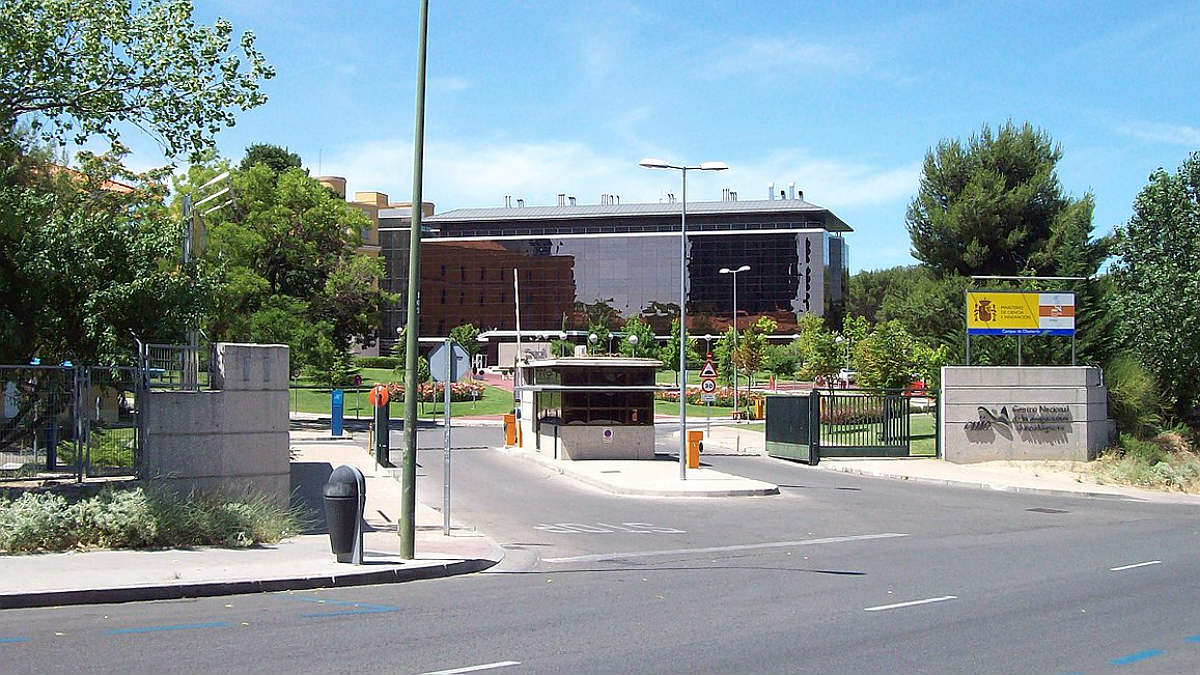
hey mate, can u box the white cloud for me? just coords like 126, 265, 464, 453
710, 36, 872, 79
432, 76, 473, 92
318, 137, 918, 218
1114, 120, 1200, 148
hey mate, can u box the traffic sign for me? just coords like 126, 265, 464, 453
699, 358, 718, 379
701, 392, 716, 403
368, 384, 389, 407
700, 378, 716, 394
429, 340, 471, 383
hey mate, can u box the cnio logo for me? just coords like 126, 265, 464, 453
965, 406, 1011, 432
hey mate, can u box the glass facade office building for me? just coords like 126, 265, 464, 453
376, 197, 850, 357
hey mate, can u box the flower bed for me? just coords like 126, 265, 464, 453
655, 386, 763, 408
385, 380, 486, 402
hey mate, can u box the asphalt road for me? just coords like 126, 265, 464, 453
2, 440, 1197, 674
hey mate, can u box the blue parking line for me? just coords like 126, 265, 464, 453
1110, 649, 1164, 666
1185, 635, 1200, 644
105, 621, 232, 635
0, 637, 30, 644
284, 596, 399, 618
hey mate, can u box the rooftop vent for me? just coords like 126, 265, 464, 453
768, 182, 775, 200
517, 198, 525, 207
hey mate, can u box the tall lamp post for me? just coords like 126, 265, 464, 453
719, 264, 750, 417
639, 157, 729, 480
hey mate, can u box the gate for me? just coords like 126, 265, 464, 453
1, 365, 143, 482
819, 390, 911, 457
765, 394, 820, 464
765, 388, 939, 463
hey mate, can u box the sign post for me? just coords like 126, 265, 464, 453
700, 353, 718, 437
368, 384, 391, 468
429, 339, 470, 536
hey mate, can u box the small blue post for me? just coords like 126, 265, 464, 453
331, 389, 344, 437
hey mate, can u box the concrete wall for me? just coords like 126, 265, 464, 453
536, 423, 655, 460
142, 344, 290, 504
941, 366, 1110, 463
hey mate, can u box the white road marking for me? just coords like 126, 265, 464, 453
541, 532, 907, 563
864, 595, 957, 612
1109, 560, 1162, 571
422, 661, 521, 675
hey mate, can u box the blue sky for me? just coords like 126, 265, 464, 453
125, 0, 1199, 272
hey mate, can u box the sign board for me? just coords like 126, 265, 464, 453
429, 341, 471, 383
966, 290, 1075, 336
602, 427, 614, 444
331, 389, 344, 437
701, 392, 716, 403
368, 384, 389, 407
700, 378, 716, 394
699, 359, 718, 379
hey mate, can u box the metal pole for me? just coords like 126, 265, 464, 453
1017, 335, 1022, 366
400, 0, 429, 560
732, 269, 738, 418
443, 338, 451, 536
679, 168, 688, 480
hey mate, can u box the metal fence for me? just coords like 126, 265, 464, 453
139, 342, 205, 391
766, 388, 941, 462
1, 365, 143, 483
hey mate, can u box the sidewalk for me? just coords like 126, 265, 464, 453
0, 432, 503, 610
500, 445, 779, 497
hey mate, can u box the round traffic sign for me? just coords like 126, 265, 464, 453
368, 384, 389, 407
701, 378, 716, 393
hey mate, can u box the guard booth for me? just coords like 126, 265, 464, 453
515, 357, 664, 460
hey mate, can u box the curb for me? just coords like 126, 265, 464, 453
503, 447, 779, 498
813, 462, 1162, 502
0, 555, 501, 611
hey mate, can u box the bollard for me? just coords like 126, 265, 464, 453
323, 465, 365, 564
687, 430, 703, 468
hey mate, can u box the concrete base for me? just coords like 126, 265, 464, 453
941, 366, 1110, 463
535, 423, 655, 460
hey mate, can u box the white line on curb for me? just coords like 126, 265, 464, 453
1109, 560, 1162, 571
422, 661, 521, 675
864, 595, 957, 612
542, 533, 908, 563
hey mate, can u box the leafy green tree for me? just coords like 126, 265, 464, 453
907, 121, 1081, 278
856, 321, 921, 390
586, 321, 611, 355
1112, 153, 1200, 420
0, 142, 212, 364
731, 316, 777, 387
618, 317, 657, 358
178, 161, 394, 375
795, 316, 841, 390
449, 322, 482, 364
0, 0, 272, 158
240, 144, 301, 174
712, 328, 736, 386
762, 341, 802, 380
660, 318, 700, 372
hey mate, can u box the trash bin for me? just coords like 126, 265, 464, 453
323, 464, 365, 564
504, 413, 517, 446
687, 430, 703, 469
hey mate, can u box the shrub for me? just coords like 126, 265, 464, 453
356, 356, 401, 369
0, 487, 305, 553
1106, 354, 1162, 438
1096, 432, 1200, 492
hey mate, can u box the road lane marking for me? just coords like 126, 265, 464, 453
422, 661, 521, 675
105, 621, 232, 635
1185, 635, 1200, 644
542, 532, 908, 563
286, 596, 399, 618
0, 637, 30, 644
864, 595, 957, 612
1109, 560, 1161, 571
1110, 649, 1164, 665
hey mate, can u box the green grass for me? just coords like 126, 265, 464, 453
289, 367, 516, 419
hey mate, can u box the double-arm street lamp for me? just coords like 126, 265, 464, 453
638, 157, 728, 479
719, 264, 750, 417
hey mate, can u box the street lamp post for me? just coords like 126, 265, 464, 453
719, 264, 750, 418
588, 332, 598, 356
639, 157, 729, 480
627, 333, 639, 357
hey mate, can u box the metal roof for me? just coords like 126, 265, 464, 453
381, 198, 851, 232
